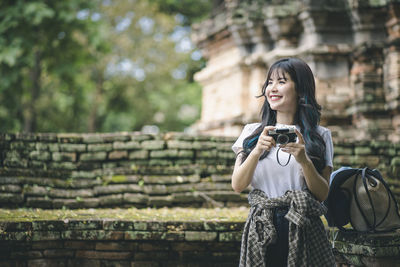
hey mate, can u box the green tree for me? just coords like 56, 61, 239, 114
0, 0, 108, 132
0, 0, 211, 133
91, 0, 209, 133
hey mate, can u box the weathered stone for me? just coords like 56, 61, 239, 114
67, 259, 100, 267
82, 134, 105, 144
35, 143, 49, 151
0, 221, 32, 232
94, 184, 142, 195
129, 150, 149, 159
123, 193, 148, 204
95, 241, 136, 251
174, 159, 193, 165
10, 141, 36, 150
26, 197, 53, 208
166, 140, 193, 149
75, 250, 131, 259
32, 241, 63, 249
71, 170, 103, 179
194, 182, 232, 191
64, 241, 95, 250
171, 192, 203, 203
0, 193, 23, 204
0, 177, 20, 185
28, 151, 51, 161
48, 143, 60, 152
29, 160, 46, 169
87, 144, 113, 152
185, 231, 217, 241
195, 150, 217, 158
52, 152, 77, 162
113, 141, 141, 150
61, 230, 120, 240
59, 144, 86, 152
219, 231, 243, 242
0, 184, 21, 193
150, 150, 178, 158
142, 185, 167, 195
354, 147, 372, 155
31, 231, 61, 241
108, 151, 128, 160
43, 249, 74, 258
27, 259, 66, 267
177, 150, 194, 158
80, 152, 107, 161
124, 231, 164, 240
148, 159, 172, 166
148, 195, 173, 206
217, 151, 235, 160
48, 188, 93, 198
32, 220, 66, 231
53, 198, 99, 209
102, 221, 135, 231
142, 175, 200, 184
141, 140, 165, 150
129, 134, 152, 142
166, 184, 196, 193
48, 162, 77, 170
99, 194, 123, 206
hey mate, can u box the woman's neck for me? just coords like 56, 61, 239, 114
276, 112, 295, 125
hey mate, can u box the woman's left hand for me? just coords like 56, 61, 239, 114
280, 129, 310, 165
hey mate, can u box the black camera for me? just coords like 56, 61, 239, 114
268, 127, 297, 145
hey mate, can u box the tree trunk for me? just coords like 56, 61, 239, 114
23, 51, 41, 133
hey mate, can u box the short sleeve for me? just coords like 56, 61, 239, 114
232, 124, 258, 155
322, 129, 334, 168
231, 125, 249, 154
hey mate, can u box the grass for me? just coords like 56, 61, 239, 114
0, 207, 250, 222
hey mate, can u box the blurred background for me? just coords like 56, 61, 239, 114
0, 0, 213, 134
2, 0, 400, 143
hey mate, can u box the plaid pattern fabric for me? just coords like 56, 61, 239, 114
239, 189, 335, 267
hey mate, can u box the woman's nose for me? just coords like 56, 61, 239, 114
270, 83, 278, 92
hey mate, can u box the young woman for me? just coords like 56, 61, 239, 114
232, 58, 335, 266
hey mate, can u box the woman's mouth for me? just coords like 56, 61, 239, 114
269, 95, 282, 101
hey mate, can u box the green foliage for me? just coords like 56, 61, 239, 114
0, 0, 212, 133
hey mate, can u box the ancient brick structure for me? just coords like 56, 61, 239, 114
1, 132, 400, 265
1, 218, 399, 266
192, 0, 400, 142
0, 132, 399, 209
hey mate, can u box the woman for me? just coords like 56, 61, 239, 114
231, 58, 335, 266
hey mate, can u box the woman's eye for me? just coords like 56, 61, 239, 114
279, 81, 285, 84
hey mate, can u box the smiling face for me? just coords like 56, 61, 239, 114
266, 69, 298, 119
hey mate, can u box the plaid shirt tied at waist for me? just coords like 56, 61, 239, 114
239, 189, 335, 267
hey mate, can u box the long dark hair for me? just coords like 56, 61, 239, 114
239, 58, 326, 173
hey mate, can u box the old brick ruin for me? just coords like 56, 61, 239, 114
0, 132, 399, 209
0, 131, 399, 265
192, 0, 400, 143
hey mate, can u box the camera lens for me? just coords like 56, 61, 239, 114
277, 134, 289, 145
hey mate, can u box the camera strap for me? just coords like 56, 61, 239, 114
276, 147, 291, 166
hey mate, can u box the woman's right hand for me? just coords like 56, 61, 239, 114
253, 126, 276, 157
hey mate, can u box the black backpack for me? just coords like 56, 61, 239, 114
325, 166, 400, 232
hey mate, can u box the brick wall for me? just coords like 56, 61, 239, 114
0, 219, 243, 266
1, 218, 399, 266
0, 132, 399, 209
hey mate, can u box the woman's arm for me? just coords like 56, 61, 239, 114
299, 160, 331, 201
231, 126, 276, 193
281, 129, 330, 201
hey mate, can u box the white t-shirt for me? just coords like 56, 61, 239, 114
232, 122, 334, 198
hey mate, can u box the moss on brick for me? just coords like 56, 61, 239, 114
0, 207, 249, 222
